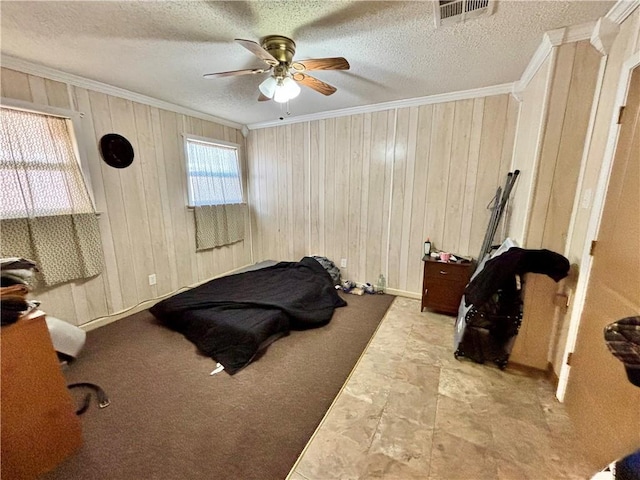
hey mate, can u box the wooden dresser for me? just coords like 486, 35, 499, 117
1, 310, 82, 479
421, 257, 474, 315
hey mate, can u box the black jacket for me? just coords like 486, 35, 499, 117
464, 247, 569, 307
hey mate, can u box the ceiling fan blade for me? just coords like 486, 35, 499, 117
258, 93, 271, 102
291, 57, 350, 72
292, 73, 337, 96
203, 67, 269, 79
235, 39, 279, 66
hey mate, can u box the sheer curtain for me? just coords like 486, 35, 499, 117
186, 139, 247, 251
0, 108, 103, 286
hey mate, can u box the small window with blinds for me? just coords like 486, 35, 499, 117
0, 107, 95, 219
184, 136, 243, 207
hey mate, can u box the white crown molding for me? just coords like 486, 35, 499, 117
591, 17, 621, 55
562, 21, 598, 44
546, 27, 569, 47
513, 33, 557, 96
246, 83, 514, 130
1, 55, 242, 130
513, 21, 597, 96
605, 0, 640, 24
510, 90, 523, 102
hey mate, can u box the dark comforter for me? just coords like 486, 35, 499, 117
149, 257, 347, 374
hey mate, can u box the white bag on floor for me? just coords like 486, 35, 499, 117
45, 316, 86, 358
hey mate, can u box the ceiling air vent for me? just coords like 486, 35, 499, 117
435, 0, 495, 27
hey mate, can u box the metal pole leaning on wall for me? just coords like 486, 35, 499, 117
478, 185, 502, 263
477, 170, 520, 264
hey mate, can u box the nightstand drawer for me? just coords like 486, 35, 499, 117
424, 261, 472, 283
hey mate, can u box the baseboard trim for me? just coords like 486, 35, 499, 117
505, 361, 548, 378
506, 361, 559, 388
547, 361, 560, 390
343, 282, 420, 300
382, 288, 421, 300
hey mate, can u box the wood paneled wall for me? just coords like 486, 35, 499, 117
1, 68, 250, 326
525, 41, 601, 254
507, 57, 552, 245
247, 94, 519, 295
508, 41, 602, 369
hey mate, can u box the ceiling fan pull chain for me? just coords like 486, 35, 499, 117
277, 101, 292, 120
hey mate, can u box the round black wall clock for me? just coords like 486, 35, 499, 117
99, 133, 134, 169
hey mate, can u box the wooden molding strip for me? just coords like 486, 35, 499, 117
591, 18, 622, 56
246, 83, 515, 130
0, 55, 242, 130
513, 22, 596, 96
605, 0, 640, 24
516, 0, 639, 96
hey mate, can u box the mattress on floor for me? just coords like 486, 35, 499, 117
149, 257, 346, 374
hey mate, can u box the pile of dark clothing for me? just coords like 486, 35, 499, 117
454, 247, 570, 369
1, 257, 39, 325
464, 248, 570, 307
311, 255, 342, 286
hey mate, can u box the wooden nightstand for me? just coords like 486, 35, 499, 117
421, 256, 474, 315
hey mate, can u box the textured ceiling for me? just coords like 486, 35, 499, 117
1, 1, 615, 126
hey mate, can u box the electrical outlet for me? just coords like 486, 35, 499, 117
340, 258, 347, 268
148, 274, 157, 286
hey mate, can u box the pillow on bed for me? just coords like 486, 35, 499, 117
311, 256, 341, 286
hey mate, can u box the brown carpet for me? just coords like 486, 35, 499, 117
43, 292, 394, 480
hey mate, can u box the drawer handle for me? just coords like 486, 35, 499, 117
440, 271, 448, 275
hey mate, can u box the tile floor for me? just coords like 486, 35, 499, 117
288, 296, 596, 480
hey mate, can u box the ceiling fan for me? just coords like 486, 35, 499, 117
203, 36, 350, 103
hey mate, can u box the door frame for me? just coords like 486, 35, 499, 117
557, 50, 640, 401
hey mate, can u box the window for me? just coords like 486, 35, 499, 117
0, 105, 103, 287
184, 135, 246, 251
184, 136, 243, 207
0, 107, 95, 219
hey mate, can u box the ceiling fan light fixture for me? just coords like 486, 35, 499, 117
282, 76, 301, 98
259, 76, 277, 98
273, 87, 288, 103
273, 76, 301, 103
